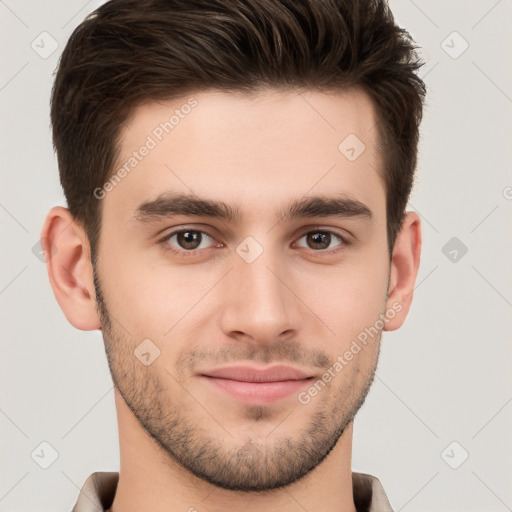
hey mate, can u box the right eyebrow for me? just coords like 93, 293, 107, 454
133, 193, 242, 223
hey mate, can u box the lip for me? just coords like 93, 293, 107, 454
199, 365, 314, 405
202, 364, 311, 382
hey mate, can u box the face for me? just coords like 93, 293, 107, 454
93, 88, 391, 491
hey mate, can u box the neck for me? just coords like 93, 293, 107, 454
108, 388, 357, 512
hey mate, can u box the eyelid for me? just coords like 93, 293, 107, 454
293, 224, 352, 242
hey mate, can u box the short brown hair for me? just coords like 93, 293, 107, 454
51, 0, 426, 260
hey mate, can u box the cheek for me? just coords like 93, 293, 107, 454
100, 245, 219, 344
298, 255, 389, 346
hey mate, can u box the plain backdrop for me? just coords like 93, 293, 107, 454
1, 1, 511, 511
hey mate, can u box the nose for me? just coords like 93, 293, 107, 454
219, 247, 303, 346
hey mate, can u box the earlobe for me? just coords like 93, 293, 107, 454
384, 211, 422, 331
41, 206, 101, 331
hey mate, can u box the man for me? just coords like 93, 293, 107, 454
41, 0, 425, 510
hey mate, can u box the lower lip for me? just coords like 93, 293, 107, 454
201, 376, 312, 405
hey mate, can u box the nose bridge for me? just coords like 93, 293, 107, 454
221, 243, 300, 342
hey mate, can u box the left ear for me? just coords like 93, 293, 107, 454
384, 211, 422, 331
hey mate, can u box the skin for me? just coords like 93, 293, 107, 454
42, 88, 421, 512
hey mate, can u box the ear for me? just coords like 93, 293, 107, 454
40, 206, 101, 330
384, 211, 422, 331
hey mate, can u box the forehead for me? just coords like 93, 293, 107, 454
105, 87, 385, 223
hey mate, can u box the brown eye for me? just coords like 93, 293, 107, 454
295, 230, 345, 252
176, 230, 202, 250
163, 229, 215, 253
307, 232, 331, 250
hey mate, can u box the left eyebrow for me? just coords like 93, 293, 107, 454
132, 192, 373, 224
277, 194, 373, 222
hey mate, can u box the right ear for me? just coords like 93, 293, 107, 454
40, 206, 101, 330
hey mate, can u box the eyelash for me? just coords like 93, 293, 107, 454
157, 227, 350, 258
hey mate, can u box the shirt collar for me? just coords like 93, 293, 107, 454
71, 470, 394, 512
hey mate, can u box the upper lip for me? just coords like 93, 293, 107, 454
201, 364, 312, 382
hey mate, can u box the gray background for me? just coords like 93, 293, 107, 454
1, 1, 511, 510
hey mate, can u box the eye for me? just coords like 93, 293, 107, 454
160, 229, 218, 255
158, 227, 349, 258
294, 230, 346, 252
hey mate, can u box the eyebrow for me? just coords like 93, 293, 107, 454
132, 192, 373, 224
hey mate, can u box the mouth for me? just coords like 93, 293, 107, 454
199, 364, 315, 405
